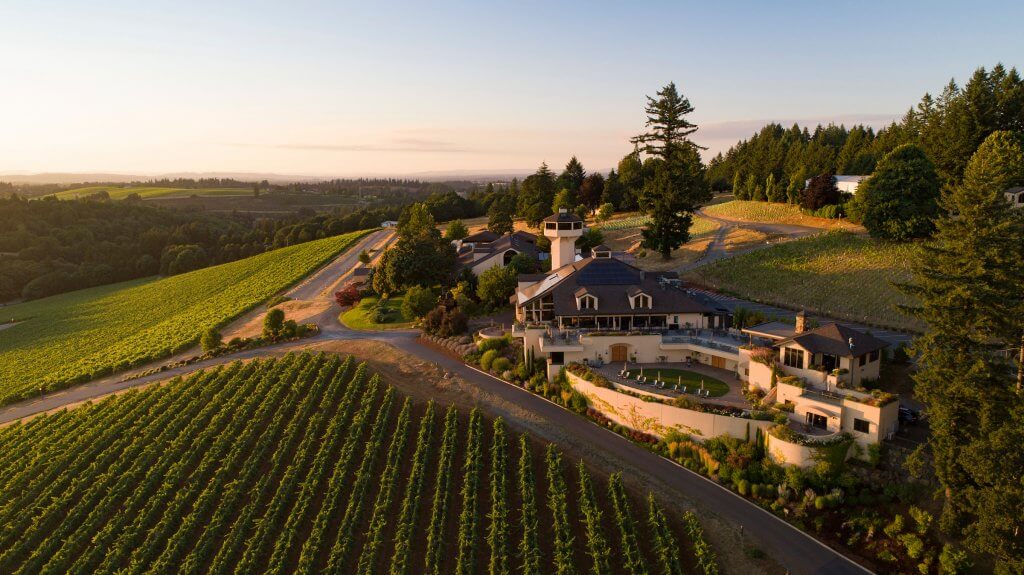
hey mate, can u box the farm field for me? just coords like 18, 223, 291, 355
703, 200, 860, 229
594, 212, 718, 237
0, 353, 719, 575
0, 230, 369, 406
686, 231, 922, 331
48, 186, 252, 200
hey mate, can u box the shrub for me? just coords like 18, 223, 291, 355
476, 266, 518, 309
200, 327, 222, 353
938, 544, 972, 574
422, 305, 468, 337
899, 533, 925, 560
908, 506, 933, 535
263, 308, 285, 337
334, 283, 361, 307
597, 202, 615, 221
401, 285, 437, 319
884, 514, 904, 539
477, 335, 510, 353
491, 357, 511, 373
737, 479, 750, 496
480, 350, 499, 371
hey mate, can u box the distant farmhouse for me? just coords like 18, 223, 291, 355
1006, 186, 1024, 208
805, 175, 868, 194
454, 229, 544, 276
380, 220, 398, 228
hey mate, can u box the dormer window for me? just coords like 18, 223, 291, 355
629, 293, 651, 309
577, 294, 598, 310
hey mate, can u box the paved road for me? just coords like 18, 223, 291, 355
0, 226, 877, 574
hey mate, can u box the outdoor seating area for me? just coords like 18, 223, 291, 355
597, 361, 750, 409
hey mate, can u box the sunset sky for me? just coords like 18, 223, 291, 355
2, 0, 1022, 177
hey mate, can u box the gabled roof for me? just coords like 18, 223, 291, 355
512, 230, 537, 242
516, 256, 714, 317
462, 230, 500, 243
774, 323, 889, 358
457, 233, 540, 270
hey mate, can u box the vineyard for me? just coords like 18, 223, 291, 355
702, 200, 805, 223
687, 231, 922, 331
0, 230, 368, 405
0, 352, 719, 575
595, 213, 718, 238
48, 186, 253, 200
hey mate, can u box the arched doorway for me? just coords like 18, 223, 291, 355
610, 344, 628, 363
503, 249, 519, 265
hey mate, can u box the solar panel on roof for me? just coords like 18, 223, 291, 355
576, 260, 640, 285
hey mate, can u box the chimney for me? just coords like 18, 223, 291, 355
795, 310, 807, 334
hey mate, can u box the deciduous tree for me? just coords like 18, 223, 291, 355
849, 144, 941, 240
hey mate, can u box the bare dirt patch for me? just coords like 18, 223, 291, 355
223, 300, 331, 339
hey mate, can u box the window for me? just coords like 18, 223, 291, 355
869, 350, 880, 362
859, 355, 866, 366
578, 295, 597, 310
853, 418, 870, 433
632, 294, 651, 309
783, 347, 804, 369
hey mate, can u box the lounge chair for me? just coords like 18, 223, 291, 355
672, 384, 679, 391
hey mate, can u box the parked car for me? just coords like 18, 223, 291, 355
899, 406, 921, 424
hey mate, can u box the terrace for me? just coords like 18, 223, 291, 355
594, 361, 750, 409
536, 327, 743, 353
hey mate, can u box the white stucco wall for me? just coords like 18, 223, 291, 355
566, 371, 772, 441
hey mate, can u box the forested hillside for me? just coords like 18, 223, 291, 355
0, 191, 480, 302
707, 64, 1024, 196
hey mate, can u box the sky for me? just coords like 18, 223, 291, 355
1, 0, 1022, 178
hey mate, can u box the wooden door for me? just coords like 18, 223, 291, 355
711, 355, 726, 369
610, 344, 628, 362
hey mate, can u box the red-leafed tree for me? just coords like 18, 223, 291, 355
334, 283, 361, 307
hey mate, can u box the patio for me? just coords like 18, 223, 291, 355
595, 361, 751, 409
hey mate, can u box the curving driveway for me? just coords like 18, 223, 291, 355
0, 226, 876, 575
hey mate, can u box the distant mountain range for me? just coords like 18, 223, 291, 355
0, 168, 576, 185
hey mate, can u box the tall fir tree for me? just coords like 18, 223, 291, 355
901, 131, 1024, 572
517, 163, 557, 226
630, 82, 710, 259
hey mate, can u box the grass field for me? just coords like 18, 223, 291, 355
0, 230, 369, 405
639, 368, 729, 397
703, 200, 860, 230
0, 353, 719, 575
48, 186, 252, 200
594, 213, 718, 238
340, 295, 414, 330
687, 231, 922, 331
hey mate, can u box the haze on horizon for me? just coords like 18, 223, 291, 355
2, 0, 1021, 178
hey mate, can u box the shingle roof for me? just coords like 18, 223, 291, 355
456, 233, 540, 270
542, 210, 583, 223
517, 256, 714, 317
774, 323, 889, 358
742, 321, 796, 340
463, 230, 500, 243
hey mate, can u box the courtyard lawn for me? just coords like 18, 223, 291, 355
637, 368, 729, 397
686, 231, 922, 331
339, 294, 413, 330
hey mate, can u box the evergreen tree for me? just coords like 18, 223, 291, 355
731, 172, 744, 199
578, 173, 605, 212
617, 149, 644, 211
901, 131, 1024, 572
445, 219, 469, 241
487, 201, 514, 235
630, 82, 710, 259
552, 189, 574, 213
558, 156, 586, 194
601, 169, 625, 208
849, 144, 941, 240
518, 163, 557, 226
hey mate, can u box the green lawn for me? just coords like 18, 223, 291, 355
594, 212, 718, 238
703, 200, 804, 222
638, 368, 729, 397
0, 230, 370, 406
687, 231, 922, 331
339, 295, 413, 330
48, 186, 253, 200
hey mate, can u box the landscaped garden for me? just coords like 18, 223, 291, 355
686, 231, 922, 331
632, 368, 730, 397
339, 294, 414, 330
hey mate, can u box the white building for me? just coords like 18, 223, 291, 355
805, 175, 868, 195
